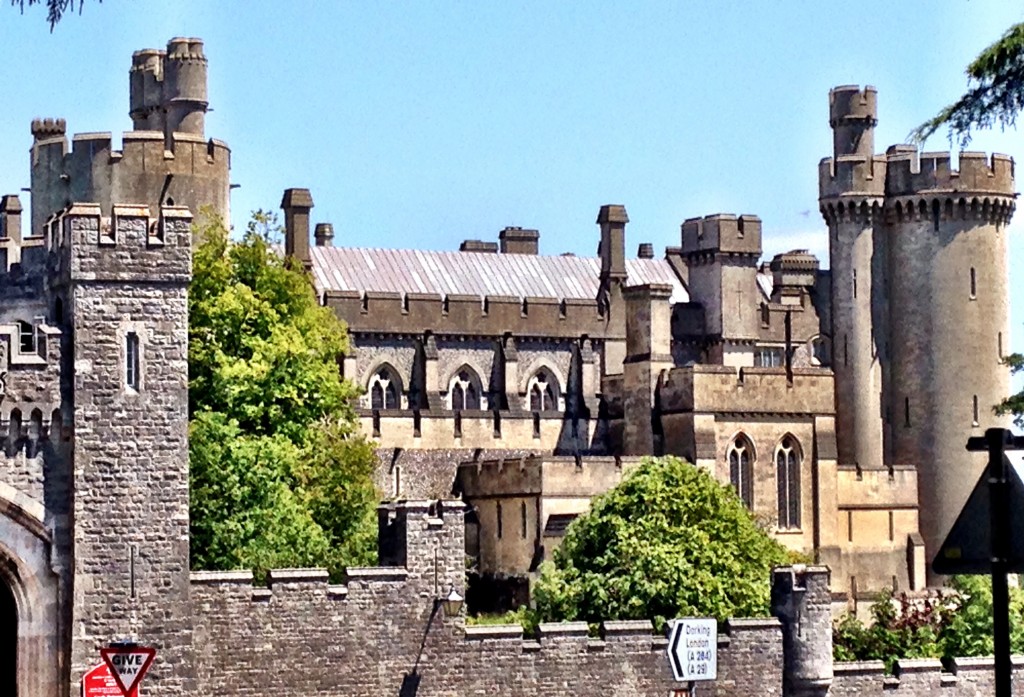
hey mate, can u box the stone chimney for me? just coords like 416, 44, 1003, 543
460, 239, 498, 253
281, 188, 313, 270
597, 205, 629, 375
314, 222, 334, 247
498, 227, 539, 255
621, 283, 674, 455
637, 242, 654, 259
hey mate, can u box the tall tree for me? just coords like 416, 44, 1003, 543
532, 456, 791, 627
189, 212, 378, 578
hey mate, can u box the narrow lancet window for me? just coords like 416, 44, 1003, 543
126, 331, 141, 391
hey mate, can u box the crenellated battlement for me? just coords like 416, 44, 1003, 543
658, 364, 835, 416
325, 289, 612, 339
818, 155, 887, 201
456, 454, 641, 498
884, 149, 1015, 198
30, 129, 229, 236
680, 213, 762, 258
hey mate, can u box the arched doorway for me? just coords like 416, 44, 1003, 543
0, 576, 16, 696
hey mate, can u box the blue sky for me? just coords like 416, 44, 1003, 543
3, 1, 1024, 358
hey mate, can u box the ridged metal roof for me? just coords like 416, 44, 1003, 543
310, 246, 688, 303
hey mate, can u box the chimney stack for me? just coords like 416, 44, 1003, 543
314, 222, 334, 247
498, 227, 539, 255
281, 188, 314, 270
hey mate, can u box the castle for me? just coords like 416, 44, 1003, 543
0, 38, 1016, 696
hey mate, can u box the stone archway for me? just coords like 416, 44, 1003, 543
0, 482, 61, 697
0, 576, 15, 696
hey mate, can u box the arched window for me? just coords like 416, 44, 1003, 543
448, 368, 482, 411
527, 370, 559, 412
776, 436, 801, 529
368, 366, 401, 410
728, 434, 754, 510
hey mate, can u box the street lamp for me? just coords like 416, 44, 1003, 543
440, 586, 464, 618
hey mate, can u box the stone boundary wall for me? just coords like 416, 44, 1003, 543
831, 656, 1024, 696
190, 501, 784, 696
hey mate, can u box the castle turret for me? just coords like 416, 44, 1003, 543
129, 49, 166, 132
30, 39, 230, 237
772, 566, 833, 697
885, 148, 1015, 579
162, 37, 208, 139
680, 213, 762, 365
819, 86, 886, 470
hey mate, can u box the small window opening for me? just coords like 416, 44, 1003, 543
970, 267, 977, 299
393, 465, 402, 498
847, 511, 854, 542
453, 411, 462, 438
852, 269, 857, 299
496, 502, 503, 539
532, 412, 541, 439
558, 300, 567, 319
843, 334, 848, 367
492, 410, 501, 438
904, 397, 911, 428
126, 331, 141, 391
442, 296, 450, 315
520, 502, 528, 539
521, 298, 529, 317
413, 410, 421, 437
402, 294, 409, 314
973, 395, 980, 426
361, 294, 369, 313
888, 511, 895, 541
18, 320, 36, 354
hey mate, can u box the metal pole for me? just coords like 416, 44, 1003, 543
987, 427, 1012, 697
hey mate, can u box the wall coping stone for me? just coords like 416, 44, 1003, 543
267, 568, 330, 584
345, 567, 409, 582
834, 660, 886, 675
538, 622, 590, 638
190, 570, 254, 585
725, 617, 782, 633
463, 625, 524, 640
602, 620, 654, 636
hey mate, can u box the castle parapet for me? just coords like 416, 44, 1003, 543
884, 149, 1016, 199
658, 364, 835, 416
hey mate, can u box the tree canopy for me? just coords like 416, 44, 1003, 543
532, 456, 791, 628
11, 0, 89, 27
911, 22, 1024, 146
189, 212, 378, 579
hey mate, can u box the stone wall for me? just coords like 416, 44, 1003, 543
191, 501, 786, 697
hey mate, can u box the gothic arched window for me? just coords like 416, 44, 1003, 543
728, 434, 754, 510
368, 366, 401, 410
448, 368, 482, 411
776, 435, 801, 529
527, 370, 559, 412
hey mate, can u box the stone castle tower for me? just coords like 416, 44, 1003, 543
820, 85, 1015, 577
0, 36, 227, 695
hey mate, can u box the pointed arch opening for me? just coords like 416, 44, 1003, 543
367, 364, 402, 410
448, 366, 483, 411
526, 368, 560, 413
776, 435, 802, 530
727, 433, 754, 510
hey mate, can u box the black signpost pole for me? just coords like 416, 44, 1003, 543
987, 427, 1012, 697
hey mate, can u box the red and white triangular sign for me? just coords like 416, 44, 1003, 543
100, 645, 156, 697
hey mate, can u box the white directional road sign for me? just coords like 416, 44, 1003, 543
667, 618, 717, 682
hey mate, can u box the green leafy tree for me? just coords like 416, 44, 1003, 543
189, 212, 378, 579
533, 456, 791, 628
909, 23, 1024, 424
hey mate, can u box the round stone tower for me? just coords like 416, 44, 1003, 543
885, 147, 1015, 575
163, 37, 209, 139
30, 37, 229, 236
819, 85, 886, 470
